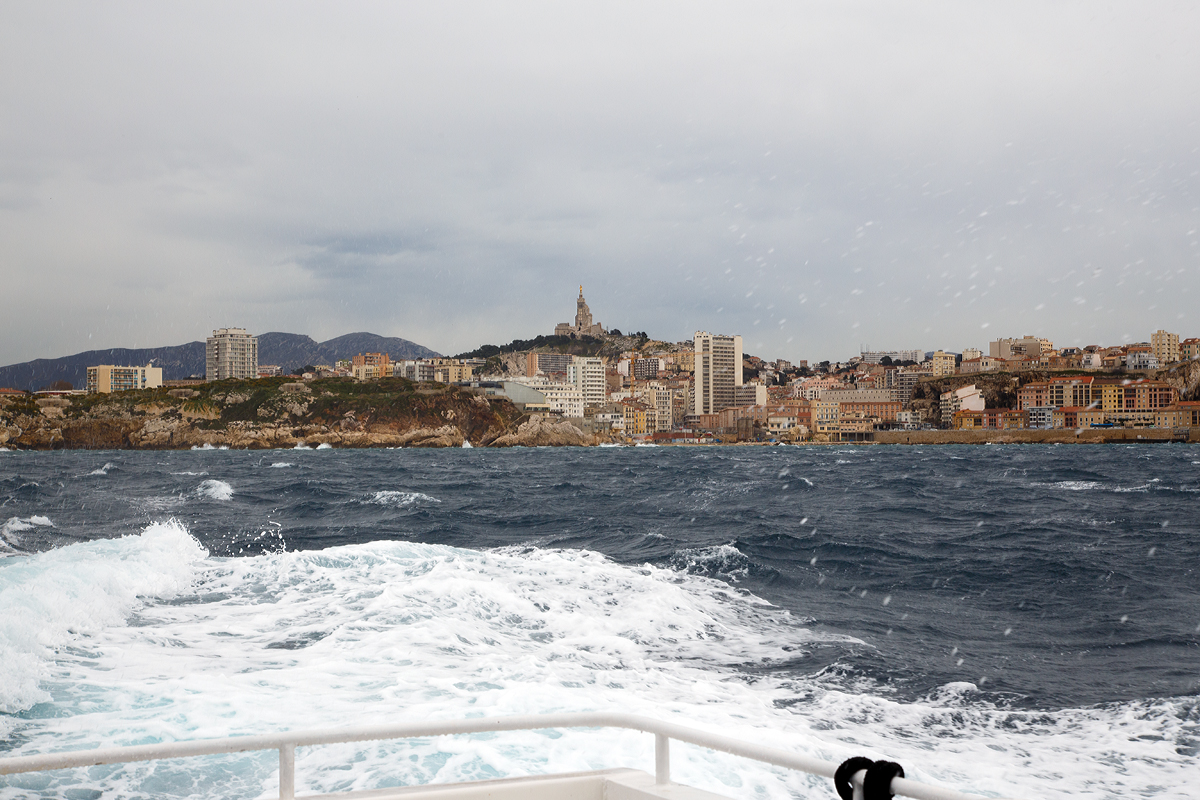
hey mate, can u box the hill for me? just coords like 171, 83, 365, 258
0, 333, 440, 391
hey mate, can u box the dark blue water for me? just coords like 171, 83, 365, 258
4, 444, 1197, 712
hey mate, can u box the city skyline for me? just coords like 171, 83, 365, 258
2, 3, 1198, 368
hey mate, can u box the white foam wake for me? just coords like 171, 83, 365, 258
364, 491, 440, 508
0, 520, 206, 716
196, 479, 234, 501
0, 535, 1193, 800
1, 515, 54, 553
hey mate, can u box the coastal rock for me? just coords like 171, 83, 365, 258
395, 425, 464, 447
489, 416, 592, 447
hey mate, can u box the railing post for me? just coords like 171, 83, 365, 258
655, 733, 670, 785
279, 743, 295, 800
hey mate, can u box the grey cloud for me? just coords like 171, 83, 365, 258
1, 2, 1198, 366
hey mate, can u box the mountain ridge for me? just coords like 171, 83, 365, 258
0, 332, 441, 391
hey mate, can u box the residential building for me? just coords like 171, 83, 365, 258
630, 356, 664, 381
734, 384, 768, 406
793, 375, 843, 400
1151, 330, 1180, 366
1181, 338, 1200, 361
568, 356, 606, 408
961, 348, 982, 361
860, 349, 923, 365
637, 385, 677, 432
1097, 379, 1177, 413
1051, 407, 1105, 429
352, 352, 392, 380
888, 370, 922, 409
1126, 351, 1159, 371
990, 336, 1043, 360
940, 384, 985, 428
205, 328, 258, 381
257, 365, 282, 378
817, 388, 900, 426
1027, 406, 1056, 429
86, 364, 163, 394
526, 352, 572, 377
959, 354, 1008, 374
620, 399, 656, 435
930, 350, 956, 376
954, 408, 1027, 430
693, 331, 743, 415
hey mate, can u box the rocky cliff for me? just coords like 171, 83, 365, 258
0, 377, 601, 450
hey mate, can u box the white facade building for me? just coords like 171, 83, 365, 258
507, 377, 584, 418
206, 328, 259, 381
568, 356, 607, 408
940, 384, 985, 428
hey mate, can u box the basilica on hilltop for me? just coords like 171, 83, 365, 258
554, 286, 607, 339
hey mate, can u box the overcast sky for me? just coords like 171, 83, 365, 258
2, 2, 1198, 366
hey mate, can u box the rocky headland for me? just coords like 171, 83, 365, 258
0, 377, 605, 450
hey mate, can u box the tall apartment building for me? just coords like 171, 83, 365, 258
1151, 330, 1180, 366
568, 356, 606, 408
86, 364, 163, 394
206, 328, 258, 381
693, 332, 743, 415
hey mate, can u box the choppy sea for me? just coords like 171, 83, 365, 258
1, 444, 1197, 799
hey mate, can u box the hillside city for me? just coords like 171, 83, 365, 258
9, 287, 1200, 443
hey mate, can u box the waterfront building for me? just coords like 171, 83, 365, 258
86, 364, 162, 394
1027, 406, 1056, 429
953, 408, 1027, 430
940, 384, 984, 429
693, 331, 743, 415
206, 328, 258, 381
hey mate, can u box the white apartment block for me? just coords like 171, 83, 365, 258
568, 356, 607, 408
507, 377, 584, 418
693, 331, 743, 415
206, 328, 258, 381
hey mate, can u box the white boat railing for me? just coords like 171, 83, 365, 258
0, 711, 1014, 800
